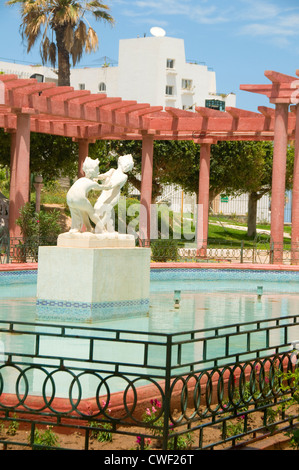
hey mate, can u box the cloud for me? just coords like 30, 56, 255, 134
237, 0, 281, 20
134, 0, 192, 16
240, 23, 296, 38
234, 1, 299, 48
122, 0, 231, 25
117, 0, 299, 48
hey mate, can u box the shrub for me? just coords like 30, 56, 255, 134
151, 239, 179, 262
30, 426, 60, 449
16, 202, 61, 244
15, 202, 61, 261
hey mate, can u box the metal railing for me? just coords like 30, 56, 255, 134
148, 238, 295, 265
1, 234, 297, 265
0, 315, 298, 450
0, 236, 57, 264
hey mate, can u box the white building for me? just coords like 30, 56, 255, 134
0, 32, 236, 112
0, 61, 57, 83
71, 33, 236, 111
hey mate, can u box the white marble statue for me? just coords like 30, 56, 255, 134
94, 154, 134, 234
66, 157, 110, 233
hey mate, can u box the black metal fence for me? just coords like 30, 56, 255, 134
0, 315, 298, 450
149, 238, 296, 265
0, 235, 297, 265
0, 236, 57, 264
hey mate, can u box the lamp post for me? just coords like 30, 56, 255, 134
34, 175, 43, 213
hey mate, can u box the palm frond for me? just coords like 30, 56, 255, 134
90, 10, 114, 24
40, 35, 56, 67
85, 1, 114, 24
85, 27, 98, 53
85, 1, 111, 11
48, 41, 56, 67
74, 20, 87, 43
53, 1, 80, 26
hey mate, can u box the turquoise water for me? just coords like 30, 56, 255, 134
1, 267, 299, 332
1, 269, 299, 398
1, 278, 298, 332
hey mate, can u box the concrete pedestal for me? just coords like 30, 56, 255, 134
36, 244, 151, 322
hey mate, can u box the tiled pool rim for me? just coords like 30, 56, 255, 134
2, 262, 299, 284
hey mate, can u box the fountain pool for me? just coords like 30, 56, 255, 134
1, 266, 299, 399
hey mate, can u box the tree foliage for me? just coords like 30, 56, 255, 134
0, 129, 79, 182
97, 139, 294, 203
97, 139, 294, 236
210, 140, 294, 199
96, 140, 201, 201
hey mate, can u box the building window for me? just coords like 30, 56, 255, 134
79, 83, 85, 90
205, 99, 225, 111
182, 79, 192, 90
166, 85, 174, 96
30, 73, 44, 83
98, 82, 106, 92
166, 58, 175, 69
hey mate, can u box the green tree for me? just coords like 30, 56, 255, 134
29, 133, 79, 181
0, 129, 11, 163
99, 140, 201, 202
104, 139, 294, 238
6, 0, 114, 86
210, 141, 294, 236
0, 129, 79, 183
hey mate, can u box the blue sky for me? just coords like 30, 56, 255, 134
1, 0, 299, 111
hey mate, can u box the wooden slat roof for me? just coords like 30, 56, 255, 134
0, 73, 297, 143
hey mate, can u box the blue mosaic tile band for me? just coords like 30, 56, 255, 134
150, 268, 299, 282
0, 270, 37, 285
2, 267, 299, 287
36, 297, 150, 322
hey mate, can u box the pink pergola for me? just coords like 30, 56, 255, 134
0, 72, 298, 263
241, 70, 299, 262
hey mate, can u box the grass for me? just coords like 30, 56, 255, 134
39, 186, 68, 205
208, 214, 291, 248
208, 224, 259, 246
209, 214, 291, 233
27, 189, 292, 249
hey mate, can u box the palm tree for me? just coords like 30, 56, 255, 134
6, 0, 114, 86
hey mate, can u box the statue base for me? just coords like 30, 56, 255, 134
57, 231, 136, 248
36, 243, 151, 322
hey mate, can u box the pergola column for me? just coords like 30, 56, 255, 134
78, 139, 90, 178
291, 104, 299, 264
139, 133, 154, 243
270, 103, 289, 264
8, 113, 31, 239
197, 141, 213, 254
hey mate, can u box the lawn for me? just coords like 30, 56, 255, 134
208, 215, 291, 248
31, 189, 292, 249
